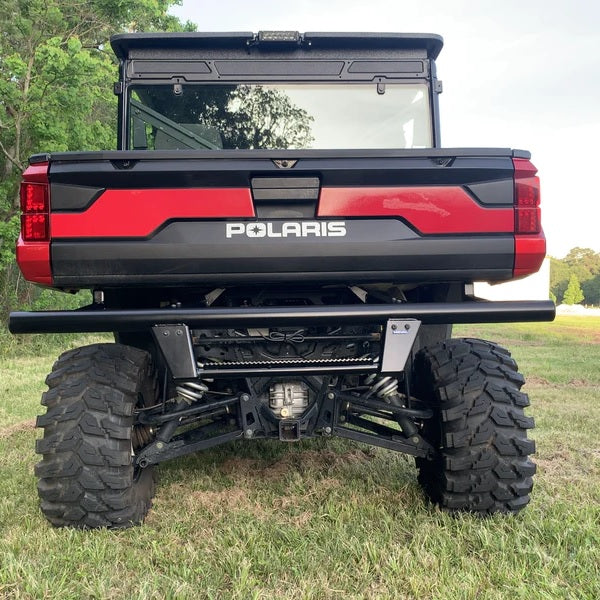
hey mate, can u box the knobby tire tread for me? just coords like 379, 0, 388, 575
414, 338, 536, 515
35, 343, 157, 528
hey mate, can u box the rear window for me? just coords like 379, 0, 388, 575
128, 83, 432, 151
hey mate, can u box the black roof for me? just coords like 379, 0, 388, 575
110, 31, 444, 60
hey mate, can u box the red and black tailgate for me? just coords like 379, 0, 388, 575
19, 148, 545, 288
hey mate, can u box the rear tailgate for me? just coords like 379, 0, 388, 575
19, 148, 545, 287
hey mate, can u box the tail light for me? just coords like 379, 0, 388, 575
16, 161, 52, 285
513, 158, 546, 277
514, 159, 541, 234
20, 163, 50, 241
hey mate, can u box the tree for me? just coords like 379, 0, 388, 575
582, 274, 600, 306
564, 247, 600, 275
0, 1, 190, 202
0, 0, 191, 319
550, 248, 600, 304
562, 274, 584, 305
549, 256, 571, 304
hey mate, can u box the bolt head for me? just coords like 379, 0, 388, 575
391, 323, 398, 331
244, 429, 254, 438
327, 392, 335, 400
241, 393, 250, 402
324, 426, 332, 435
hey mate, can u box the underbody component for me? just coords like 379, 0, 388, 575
133, 379, 435, 468
269, 382, 309, 418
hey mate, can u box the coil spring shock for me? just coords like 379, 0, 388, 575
176, 381, 209, 403
364, 373, 418, 438
364, 373, 399, 400
132, 423, 155, 450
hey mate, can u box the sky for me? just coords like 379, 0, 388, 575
170, 0, 600, 258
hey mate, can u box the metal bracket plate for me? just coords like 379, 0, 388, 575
151, 324, 197, 379
380, 318, 421, 373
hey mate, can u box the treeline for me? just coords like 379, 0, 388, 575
0, 0, 193, 322
550, 248, 600, 306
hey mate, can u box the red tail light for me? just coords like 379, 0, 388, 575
513, 158, 545, 277
16, 161, 52, 285
22, 213, 49, 241
514, 159, 541, 235
20, 182, 49, 213
20, 163, 50, 242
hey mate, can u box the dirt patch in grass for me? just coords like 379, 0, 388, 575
535, 448, 572, 477
525, 375, 594, 389
567, 378, 591, 387
0, 418, 35, 439
156, 484, 270, 522
169, 455, 361, 522
289, 510, 313, 528
550, 326, 600, 344
176, 483, 327, 525
525, 375, 552, 386
188, 487, 265, 517
220, 448, 375, 482
536, 445, 600, 479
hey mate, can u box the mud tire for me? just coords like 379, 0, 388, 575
414, 338, 536, 514
35, 343, 157, 528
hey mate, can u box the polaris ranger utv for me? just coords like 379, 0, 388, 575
10, 31, 555, 528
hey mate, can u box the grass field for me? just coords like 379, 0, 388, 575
1, 317, 599, 599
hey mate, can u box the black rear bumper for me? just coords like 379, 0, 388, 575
9, 300, 556, 334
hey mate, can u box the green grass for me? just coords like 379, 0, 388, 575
1, 317, 599, 599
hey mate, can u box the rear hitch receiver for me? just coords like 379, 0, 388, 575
279, 420, 302, 441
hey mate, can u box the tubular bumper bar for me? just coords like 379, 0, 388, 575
9, 300, 555, 334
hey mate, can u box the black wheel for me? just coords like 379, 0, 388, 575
35, 344, 158, 528
413, 338, 536, 514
